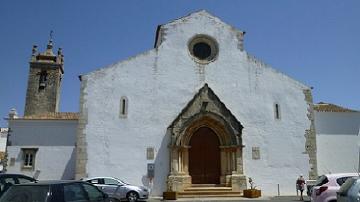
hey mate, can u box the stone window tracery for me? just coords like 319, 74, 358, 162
188, 35, 218, 64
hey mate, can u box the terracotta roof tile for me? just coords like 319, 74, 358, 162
22, 112, 79, 120
314, 102, 358, 113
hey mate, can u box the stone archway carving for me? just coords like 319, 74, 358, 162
167, 84, 247, 192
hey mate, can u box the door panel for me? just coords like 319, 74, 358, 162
189, 127, 220, 184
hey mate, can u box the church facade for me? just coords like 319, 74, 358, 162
76, 11, 317, 196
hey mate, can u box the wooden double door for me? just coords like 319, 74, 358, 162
189, 127, 220, 184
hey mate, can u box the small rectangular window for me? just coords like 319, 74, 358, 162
274, 103, 281, 120
252, 147, 260, 160
121, 99, 126, 114
21, 148, 38, 170
119, 96, 128, 118
147, 147, 155, 160
9, 158, 15, 166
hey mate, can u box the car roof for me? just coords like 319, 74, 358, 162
83, 177, 119, 180
16, 180, 85, 186
324, 173, 360, 178
0, 173, 36, 179
0, 173, 33, 177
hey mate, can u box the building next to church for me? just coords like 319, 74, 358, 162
0, 128, 8, 171
75, 10, 317, 196
314, 102, 360, 175
5, 40, 78, 180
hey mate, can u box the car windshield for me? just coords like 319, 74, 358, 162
338, 178, 357, 194
0, 185, 50, 202
337, 177, 354, 186
315, 175, 329, 186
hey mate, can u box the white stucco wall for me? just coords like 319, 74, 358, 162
315, 111, 360, 175
0, 128, 8, 171
6, 119, 77, 180
0, 128, 8, 152
80, 11, 312, 196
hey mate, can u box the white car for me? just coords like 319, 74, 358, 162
83, 177, 149, 202
311, 173, 358, 202
337, 177, 360, 202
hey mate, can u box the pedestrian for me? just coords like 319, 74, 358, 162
296, 174, 306, 201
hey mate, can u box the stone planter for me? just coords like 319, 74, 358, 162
163, 191, 177, 200
243, 189, 261, 198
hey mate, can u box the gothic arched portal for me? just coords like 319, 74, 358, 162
166, 84, 247, 192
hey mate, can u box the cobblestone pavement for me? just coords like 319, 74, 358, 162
147, 195, 311, 202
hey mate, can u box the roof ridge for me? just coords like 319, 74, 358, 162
21, 112, 79, 120
314, 102, 358, 113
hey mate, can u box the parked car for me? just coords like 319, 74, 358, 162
337, 177, 360, 202
0, 173, 36, 196
311, 173, 359, 202
0, 180, 110, 202
83, 177, 149, 202
307, 179, 317, 196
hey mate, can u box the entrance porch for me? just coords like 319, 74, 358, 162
166, 84, 247, 193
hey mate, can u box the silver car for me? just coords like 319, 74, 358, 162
337, 177, 360, 202
83, 177, 149, 202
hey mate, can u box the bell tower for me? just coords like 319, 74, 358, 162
24, 37, 64, 116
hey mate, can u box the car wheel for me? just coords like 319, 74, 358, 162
126, 191, 139, 202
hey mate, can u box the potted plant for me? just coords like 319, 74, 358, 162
243, 177, 261, 198
163, 181, 177, 200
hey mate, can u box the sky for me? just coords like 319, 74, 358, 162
0, 0, 359, 126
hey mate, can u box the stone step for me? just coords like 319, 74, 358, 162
184, 186, 233, 192
180, 191, 241, 195
178, 191, 242, 198
190, 184, 224, 187
178, 194, 243, 198
179, 185, 242, 198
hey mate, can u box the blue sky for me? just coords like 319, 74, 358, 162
0, 0, 359, 126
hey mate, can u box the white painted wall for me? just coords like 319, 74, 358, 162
6, 119, 77, 180
80, 11, 311, 196
0, 128, 8, 152
0, 128, 8, 171
315, 111, 360, 175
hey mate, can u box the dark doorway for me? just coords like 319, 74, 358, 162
189, 127, 220, 184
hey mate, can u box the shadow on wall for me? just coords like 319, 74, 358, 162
141, 129, 171, 196
61, 147, 76, 180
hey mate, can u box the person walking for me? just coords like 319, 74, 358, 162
296, 175, 306, 201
